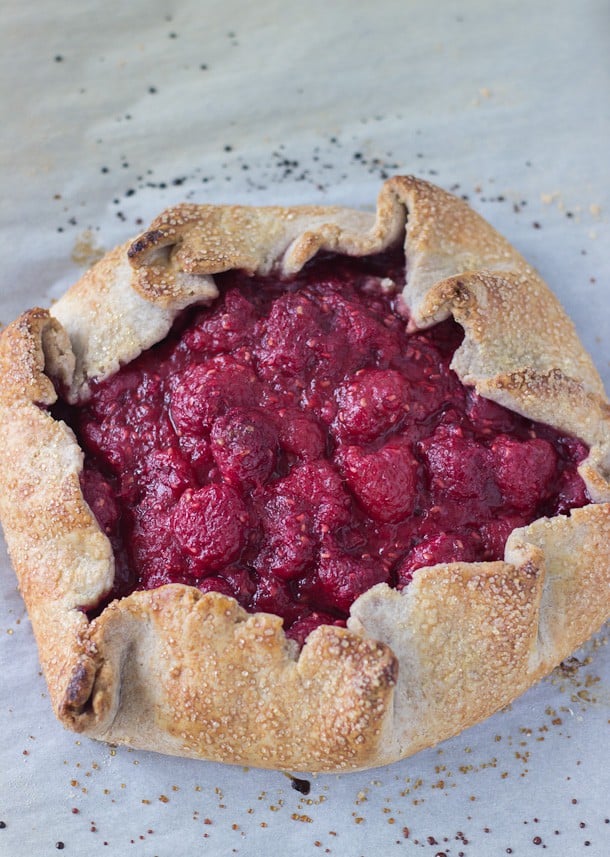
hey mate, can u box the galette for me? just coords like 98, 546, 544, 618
0, 176, 608, 772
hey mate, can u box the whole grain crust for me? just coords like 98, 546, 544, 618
0, 176, 608, 772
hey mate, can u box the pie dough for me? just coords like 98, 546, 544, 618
0, 176, 609, 772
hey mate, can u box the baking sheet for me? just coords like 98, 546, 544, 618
1, 1, 609, 854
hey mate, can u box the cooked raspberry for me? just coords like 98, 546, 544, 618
402, 335, 444, 378
220, 566, 257, 605
183, 289, 258, 354
131, 504, 183, 587
250, 571, 302, 624
340, 441, 418, 523
490, 435, 557, 513
334, 368, 411, 442
280, 460, 352, 532
171, 484, 248, 574
79, 418, 136, 476
196, 576, 235, 598
558, 435, 589, 464
275, 409, 326, 459
397, 532, 477, 587
129, 401, 176, 458
328, 291, 402, 369
211, 408, 278, 488
85, 370, 169, 459
421, 426, 497, 503
479, 515, 528, 559
254, 293, 330, 383
80, 467, 119, 536
398, 335, 465, 420
314, 542, 389, 614
178, 434, 213, 483
255, 490, 316, 581
285, 612, 346, 647
170, 356, 259, 436
196, 567, 255, 607
466, 390, 521, 434
86, 365, 142, 419
554, 468, 589, 514
300, 381, 339, 426
137, 447, 194, 509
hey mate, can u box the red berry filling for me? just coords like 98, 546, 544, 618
59, 249, 590, 643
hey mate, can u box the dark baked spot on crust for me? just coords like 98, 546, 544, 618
127, 229, 166, 260
380, 646, 399, 687
62, 658, 97, 713
449, 280, 471, 306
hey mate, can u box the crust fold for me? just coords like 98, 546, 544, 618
62, 587, 398, 771
0, 176, 608, 771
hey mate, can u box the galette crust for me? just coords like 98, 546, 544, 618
0, 176, 608, 772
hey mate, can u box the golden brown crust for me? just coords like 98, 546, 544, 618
350, 504, 610, 763
61, 587, 397, 771
350, 558, 546, 761
0, 310, 113, 722
0, 176, 609, 772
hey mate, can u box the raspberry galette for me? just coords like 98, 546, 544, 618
1, 176, 609, 772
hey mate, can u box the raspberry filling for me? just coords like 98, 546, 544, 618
62, 250, 590, 646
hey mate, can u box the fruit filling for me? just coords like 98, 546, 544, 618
61, 249, 590, 645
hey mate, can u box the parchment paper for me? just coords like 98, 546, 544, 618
1, 2, 608, 854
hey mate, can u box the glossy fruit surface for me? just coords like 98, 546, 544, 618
66, 250, 589, 640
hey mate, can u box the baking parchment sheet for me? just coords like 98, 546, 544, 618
1, 1, 609, 854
